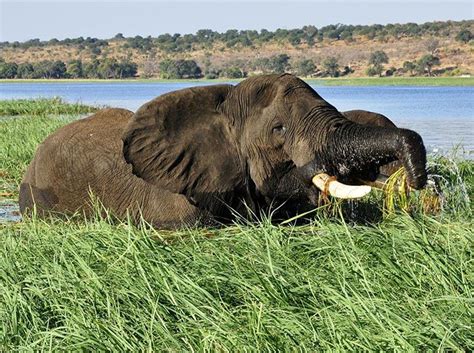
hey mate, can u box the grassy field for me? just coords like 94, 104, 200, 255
1, 76, 473, 86
0, 99, 473, 351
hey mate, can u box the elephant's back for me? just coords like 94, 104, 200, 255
20, 108, 134, 215
47, 108, 132, 150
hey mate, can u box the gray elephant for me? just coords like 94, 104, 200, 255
20, 74, 426, 228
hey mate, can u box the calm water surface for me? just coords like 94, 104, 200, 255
2, 82, 473, 155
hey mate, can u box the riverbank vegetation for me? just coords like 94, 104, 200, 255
1, 20, 472, 79
0, 99, 472, 350
2, 76, 473, 86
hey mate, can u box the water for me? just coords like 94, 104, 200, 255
0, 202, 20, 223
2, 82, 473, 155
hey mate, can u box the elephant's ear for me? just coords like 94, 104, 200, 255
122, 84, 243, 199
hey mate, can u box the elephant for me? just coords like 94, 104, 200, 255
19, 74, 427, 228
342, 110, 402, 176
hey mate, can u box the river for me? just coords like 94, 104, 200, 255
1, 81, 473, 154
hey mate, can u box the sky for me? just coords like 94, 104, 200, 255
1, 0, 473, 42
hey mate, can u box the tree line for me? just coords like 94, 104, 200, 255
1, 21, 471, 54
0, 48, 446, 79
0, 58, 137, 79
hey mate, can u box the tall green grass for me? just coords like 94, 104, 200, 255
0, 100, 473, 350
0, 97, 98, 116
1, 214, 472, 351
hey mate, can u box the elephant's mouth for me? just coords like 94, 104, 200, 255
311, 173, 389, 199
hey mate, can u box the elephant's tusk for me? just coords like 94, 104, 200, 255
312, 173, 372, 199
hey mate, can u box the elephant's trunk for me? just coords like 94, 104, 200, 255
324, 123, 427, 189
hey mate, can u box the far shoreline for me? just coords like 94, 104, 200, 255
1, 76, 473, 87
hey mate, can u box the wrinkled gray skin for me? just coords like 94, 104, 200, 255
20, 74, 426, 228
272, 109, 403, 215
342, 109, 401, 176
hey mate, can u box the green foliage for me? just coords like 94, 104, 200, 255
96, 58, 137, 79
369, 50, 389, 66
306, 77, 474, 86
204, 68, 220, 79
367, 51, 389, 77
66, 60, 83, 78
254, 54, 291, 74
0, 20, 472, 55
223, 66, 245, 78
322, 57, 340, 77
403, 61, 417, 75
418, 54, 441, 76
0, 58, 137, 79
83, 59, 100, 78
0, 60, 18, 79
294, 59, 316, 77
455, 29, 473, 43
366, 65, 382, 77
32, 60, 67, 79
159, 59, 202, 79
269, 54, 290, 74
16, 62, 34, 78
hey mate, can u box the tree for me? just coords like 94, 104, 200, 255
367, 50, 389, 77
402, 61, 417, 76
98, 58, 120, 78
369, 50, 389, 66
0, 60, 18, 78
340, 30, 353, 42
302, 25, 318, 45
322, 57, 340, 77
455, 29, 472, 43
270, 54, 290, 74
223, 66, 244, 78
418, 54, 440, 76
118, 60, 137, 78
366, 65, 381, 77
32, 60, 66, 78
204, 68, 220, 79
16, 62, 35, 78
83, 59, 100, 78
254, 57, 271, 73
66, 60, 83, 78
159, 59, 202, 79
176, 59, 202, 78
294, 59, 316, 77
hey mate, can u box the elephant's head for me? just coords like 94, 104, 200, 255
123, 74, 427, 219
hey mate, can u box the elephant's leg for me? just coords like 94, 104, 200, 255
92, 163, 213, 229
20, 156, 211, 229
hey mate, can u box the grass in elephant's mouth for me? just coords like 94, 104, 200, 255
1, 102, 473, 351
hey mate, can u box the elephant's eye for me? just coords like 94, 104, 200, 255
272, 125, 287, 135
